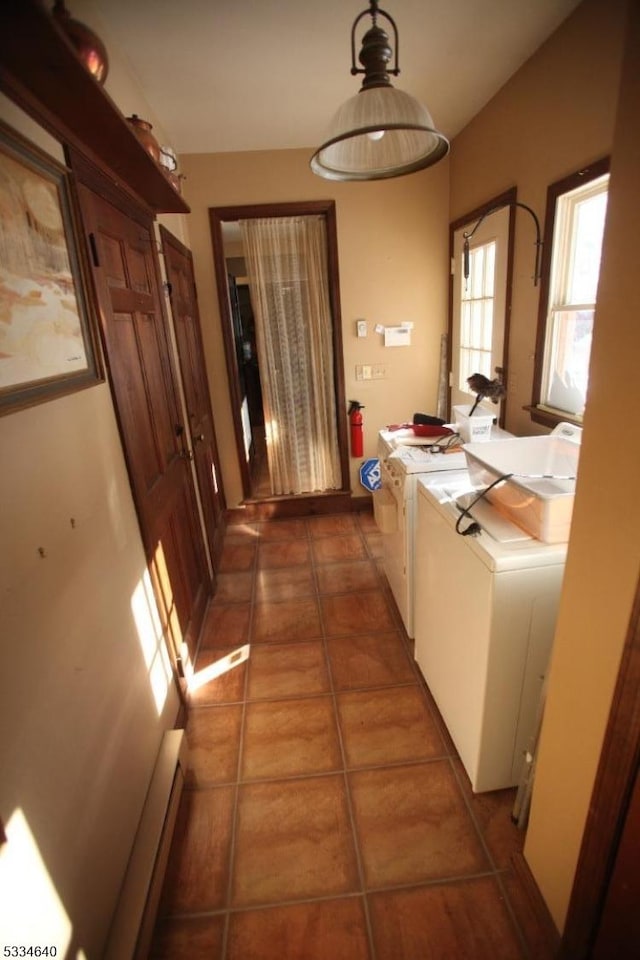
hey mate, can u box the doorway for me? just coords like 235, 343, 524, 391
209, 201, 350, 505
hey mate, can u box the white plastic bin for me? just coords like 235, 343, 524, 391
453, 404, 494, 443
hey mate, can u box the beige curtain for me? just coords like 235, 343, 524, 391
239, 216, 341, 495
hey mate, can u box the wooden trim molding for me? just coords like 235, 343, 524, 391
0, 0, 188, 214
511, 852, 562, 957
226, 491, 370, 523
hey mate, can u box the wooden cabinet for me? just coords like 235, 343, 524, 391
0, 0, 189, 214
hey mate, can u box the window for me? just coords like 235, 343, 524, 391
459, 239, 496, 390
531, 159, 609, 426
450, 196, 512, 417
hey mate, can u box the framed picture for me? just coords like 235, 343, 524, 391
0, 120, 101, 415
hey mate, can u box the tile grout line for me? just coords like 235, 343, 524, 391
316, 519, 379, 960
162, 514, 533, 958
161, 865, 511, 922
219, 532, 260, 960
447, 751, 532, 958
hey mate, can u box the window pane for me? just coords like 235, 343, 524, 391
543, 308, 594, 416
484, 241, 495, 297
461, 300, 471, 345
569, 191, 608, 304
460, 239, 496, 391
533, 166, 608, 422
482, 300, 493, 350
471, 301, 482, 346
471, 245, 484, 292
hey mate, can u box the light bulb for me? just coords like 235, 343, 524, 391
367, 130, 385, 141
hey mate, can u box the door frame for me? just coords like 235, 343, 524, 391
448, 188, 517, 426
209, 200, 350, 503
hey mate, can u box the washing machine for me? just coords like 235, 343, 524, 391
376, 425, 511, 638
414, 475, 568, 792
376, 428, 467, 637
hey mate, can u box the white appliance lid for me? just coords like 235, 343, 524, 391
417, 476, 568, 571
389, 446, 468, 474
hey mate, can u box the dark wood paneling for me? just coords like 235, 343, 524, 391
74, 177, 209, 666
160, 225, 227, 577
0, 0, 188, 214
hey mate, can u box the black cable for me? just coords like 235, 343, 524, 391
455, 472, 514, 537
423, 432, 462, 454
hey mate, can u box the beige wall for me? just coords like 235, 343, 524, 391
450, 0, 627, 438
2, 0, 636, 948
0, 8, 188, 951
180, 149, 450, 507
526, 0, 639, 932
450, 0, 633, 931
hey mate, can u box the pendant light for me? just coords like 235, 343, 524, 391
310, 0, 449, 181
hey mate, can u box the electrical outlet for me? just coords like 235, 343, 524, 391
372, 364, 386, 379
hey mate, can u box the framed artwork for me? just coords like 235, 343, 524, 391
0, 120, 101, 415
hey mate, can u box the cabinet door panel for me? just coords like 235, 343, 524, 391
160, 226, 226, 575
76, 183, 209, 668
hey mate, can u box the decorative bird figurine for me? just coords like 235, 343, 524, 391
467, 368, 506, 415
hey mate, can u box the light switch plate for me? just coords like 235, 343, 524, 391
356, 320, 367, 338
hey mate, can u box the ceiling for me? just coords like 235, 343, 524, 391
90, 0, 583, 156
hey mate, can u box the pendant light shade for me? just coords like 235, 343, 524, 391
311, 1, 449, 181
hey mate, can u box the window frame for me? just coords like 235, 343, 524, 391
529, 157, 610, 428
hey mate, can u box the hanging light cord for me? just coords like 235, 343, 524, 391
463, 201, 543, 286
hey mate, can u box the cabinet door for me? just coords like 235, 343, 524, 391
160, 226, 226, 576
76, 182, 209, 672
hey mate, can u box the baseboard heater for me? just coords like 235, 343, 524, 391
105, 729, 188, 959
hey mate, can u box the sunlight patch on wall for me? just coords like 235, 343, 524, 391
151, 541, 183, 659
130, 568, 173, 716
0, 808, 73, 954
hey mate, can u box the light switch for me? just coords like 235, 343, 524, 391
356, 319, 367, 338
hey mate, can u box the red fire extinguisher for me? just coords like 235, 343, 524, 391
348, 400, 364, 458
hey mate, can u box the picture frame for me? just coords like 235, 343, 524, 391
0, 120, 101, 415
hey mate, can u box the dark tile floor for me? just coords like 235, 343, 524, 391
149, 512, 553, 960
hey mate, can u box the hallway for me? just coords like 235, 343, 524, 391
149, 512, 554, 959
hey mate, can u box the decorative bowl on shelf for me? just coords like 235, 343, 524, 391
52, 0, 109, 84
126, 114, 161, 163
